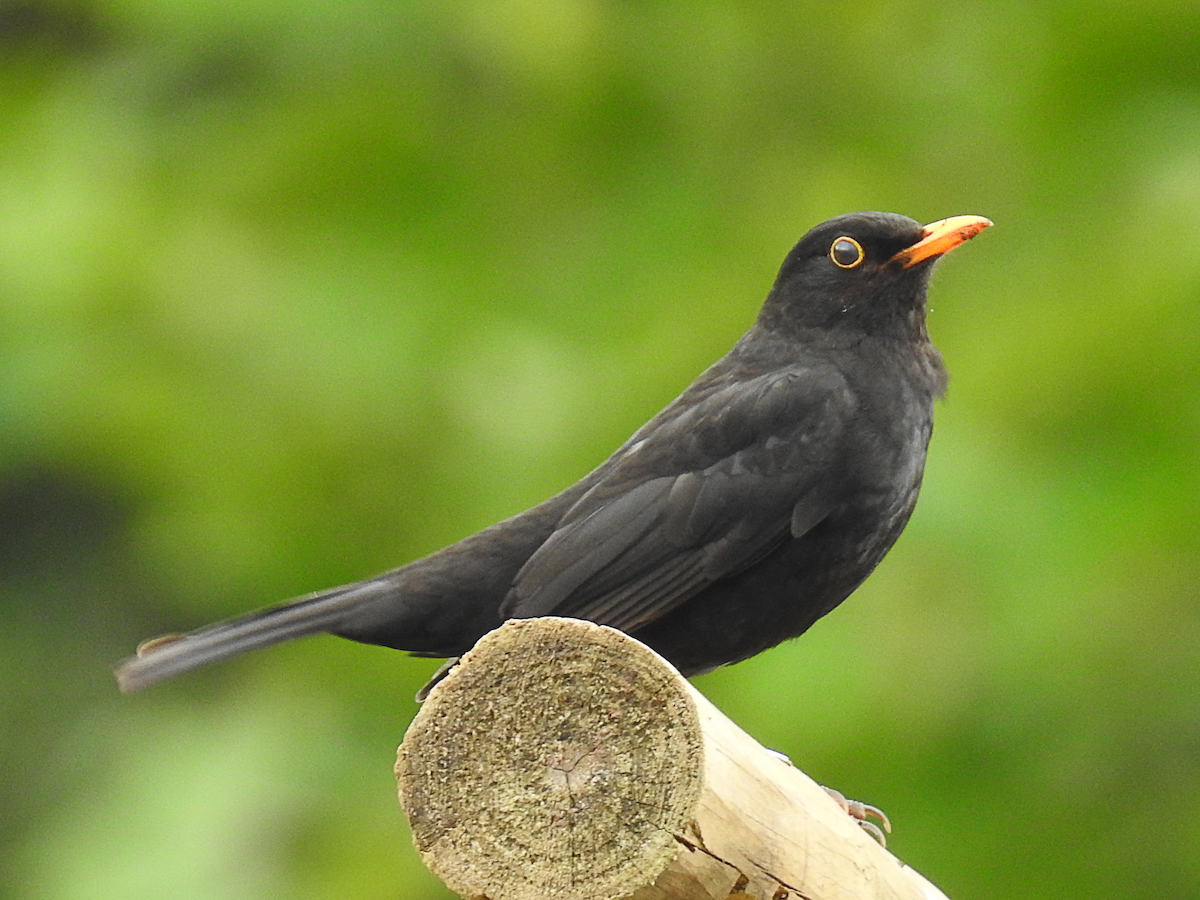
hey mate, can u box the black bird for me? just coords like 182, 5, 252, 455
116, 211, 990, 694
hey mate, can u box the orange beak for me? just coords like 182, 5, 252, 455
890, 215, 992, 268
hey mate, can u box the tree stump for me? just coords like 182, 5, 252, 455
395, 617, 949, 900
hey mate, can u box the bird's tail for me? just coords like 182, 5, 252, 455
115, 580, 394, 693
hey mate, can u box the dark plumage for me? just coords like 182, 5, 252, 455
116, 211, 990, 693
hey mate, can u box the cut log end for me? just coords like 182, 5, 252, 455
396, 617, 950, 900
396, 617, 703, 900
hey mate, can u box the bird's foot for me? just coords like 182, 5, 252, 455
764, 749, 892, 847
415, 656, 461, 702
822, 786, 892, 847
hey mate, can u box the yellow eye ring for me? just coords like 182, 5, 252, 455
830, 236, 865, 269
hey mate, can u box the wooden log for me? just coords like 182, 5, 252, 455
395, 617, 949, 900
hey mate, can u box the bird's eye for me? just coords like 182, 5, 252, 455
830, 237, 865, 269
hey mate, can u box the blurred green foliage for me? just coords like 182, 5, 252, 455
2, 0, 1199, 897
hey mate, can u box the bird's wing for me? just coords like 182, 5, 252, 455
503, 365, 856, 632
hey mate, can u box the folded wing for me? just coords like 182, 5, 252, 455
504, 365, 856, 632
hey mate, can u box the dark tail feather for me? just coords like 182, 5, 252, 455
115, 580, 392, 693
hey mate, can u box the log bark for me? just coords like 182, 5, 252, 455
395, 617, 949, 900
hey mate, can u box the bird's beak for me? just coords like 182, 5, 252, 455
890, 215, 992, 268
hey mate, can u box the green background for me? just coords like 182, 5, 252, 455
3, 1, 1198, 897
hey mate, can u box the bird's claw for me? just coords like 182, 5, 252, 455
767, 754, 893, 847
854, 818, 889, 846
765, 747, 794, 765
822, 786, 892, 847
415, 656, 461, 702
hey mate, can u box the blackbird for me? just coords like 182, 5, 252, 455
116, 211, 990, 694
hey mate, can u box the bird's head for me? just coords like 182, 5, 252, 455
759, 211, 991, 342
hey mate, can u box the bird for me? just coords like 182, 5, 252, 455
116, 211, 990, 695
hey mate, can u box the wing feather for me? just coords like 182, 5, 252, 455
504, 364, 856, 629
